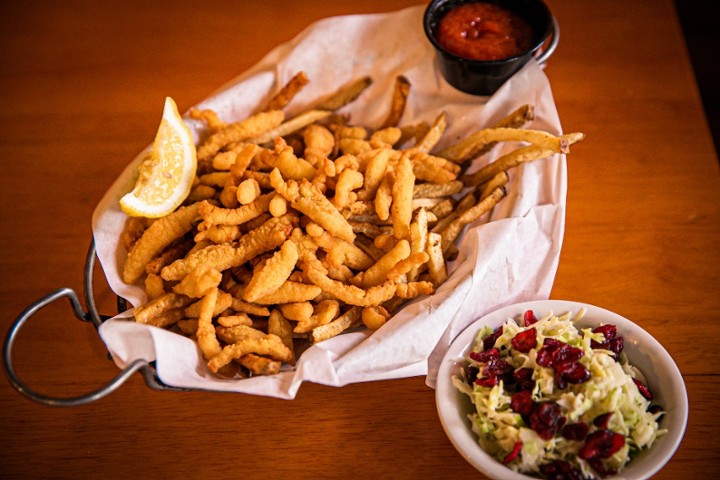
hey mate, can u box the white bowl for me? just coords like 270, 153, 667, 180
435, 300, 688, 480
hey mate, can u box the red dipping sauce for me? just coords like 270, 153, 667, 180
435, 2, 535, 61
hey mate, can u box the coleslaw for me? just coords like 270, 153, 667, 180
453, 308, 667, 479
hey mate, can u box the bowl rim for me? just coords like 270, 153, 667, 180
423, 0, 554, 66
435, 299, 689, 480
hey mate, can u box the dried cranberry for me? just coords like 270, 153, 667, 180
530, 402, 566, 440
633, 378, 654, 400
536, 348, 554, 368
591, 324, 617, 344
502, 441, 523, 464
536, 338, 567, 368
469, 347, 499, 364
523, 310, 538, 326
513, 367, 536, 391
591, 324, 624, 361
579, 430, 625, 460
536, 343, 558, 368
511, 327, 537, 353
553, 344, 584, 365
510, 390, 534, 416
469, 348, 514, 387
543, 337, 565, 349
540, 460, 585, 480
483, 359, 513, 379
593, 412, 613, 429
475, 376, 498, 388
483, 326, 504, 350
466, 365, 479, 384
555, 361, 591, 389
561, 422, 589, 441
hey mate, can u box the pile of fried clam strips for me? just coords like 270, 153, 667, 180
91, 6, 581, 399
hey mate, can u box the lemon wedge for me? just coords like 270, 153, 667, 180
120, 97, 197, 218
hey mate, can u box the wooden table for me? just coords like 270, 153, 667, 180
1, 1, 718, 478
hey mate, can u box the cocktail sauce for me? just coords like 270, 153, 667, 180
435, 2, 534, 61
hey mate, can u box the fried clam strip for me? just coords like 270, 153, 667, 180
380, 75, 410, 129
358, 148, 393, 201
185, 290, 233, 318
440, 186, 507, 252
301, 254, 433, 307
160, 215, 295, 281
414, 111, 447, 153
408, 208, 429, 282
260, 137, 316, 180
270, 168, 355, 243
413, 180, 464, 199
280, 302, 313, 322
188, 108, 226, 132
133, 293, 194, 327
362, 306, 391, 330
437, 104, 534, 163
332, 168, 364, 210
217, 314, 253, 327
308, 76, 372, 112
462, 132, 586, 187
121, 216, 150, 251
439, 127, 569, 165
370, 127, 401, 148
496, 104, 535, 128
477, 171, 510, 200
303, 124, 335, 167
144, 237, 195, 275
123, 202, 202, 284
353, 239, 411, 289
197, 287, 223, 361
197, 109, 284, 162
172, 265, 222, 298
426, 232, 447, 285
208, 331, 293, 374
406, 150, 460, 184
431, 189, 479, 234
248, 110, 332, 146
310, 306, 362, 344
242, 240, 299, 303
268, 310, 296, 365
398, 121, 430, 147
237, 354, 282, 376
216, 323, 291, 374
231, 298, 270, 316
262, 71, 309, 112
294, 299, 340, 334
391, 154, 415, 240
144, 273, 165, 299
312, 231, 374, 270
454, 104, 535, 162
248, 280, 321, 305
385, 252, 429, 281
197, 193, 273, 230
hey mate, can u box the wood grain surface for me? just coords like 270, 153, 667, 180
1, 1, 718, 479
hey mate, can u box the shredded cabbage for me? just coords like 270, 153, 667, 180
455, 309, 667, 478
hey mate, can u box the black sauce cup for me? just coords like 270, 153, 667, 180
424, 0, 558, 96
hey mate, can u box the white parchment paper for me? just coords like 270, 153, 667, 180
91, 5, 566, 399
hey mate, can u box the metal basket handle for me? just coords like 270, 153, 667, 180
2, 287, 150, 406
2, 240, 181, 407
